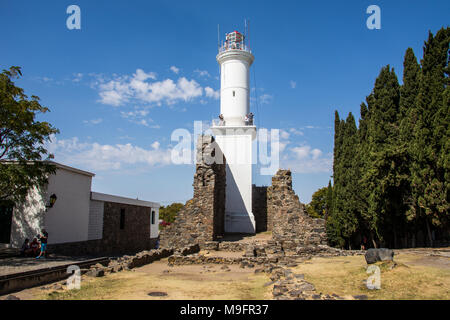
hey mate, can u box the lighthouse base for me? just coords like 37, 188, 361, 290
212, 126, 256, 234
225, 212, 255, 234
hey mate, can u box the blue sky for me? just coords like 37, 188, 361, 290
1, 0, 448, 204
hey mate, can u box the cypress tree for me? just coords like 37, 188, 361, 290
410, 28, 450, 245
356, 102, 372, 245
400, 48, 421, 246
328, 113, 359, 248
325, 180, 333, 222
363, 65, 403, 247
327, 111, 346, 247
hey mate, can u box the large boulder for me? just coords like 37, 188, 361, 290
377, 248, 394, 261
364, 248, 394, 264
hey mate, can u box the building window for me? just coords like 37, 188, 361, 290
120, 209, 125, 230
151, 210, 155, 225
233, 90, 235, 97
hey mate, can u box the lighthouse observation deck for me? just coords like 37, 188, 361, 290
218, 31, 252, 53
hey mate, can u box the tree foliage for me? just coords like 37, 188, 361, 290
325, 28, 449, 249
306, 185, 329, 219
159, 202, 184, 224
0, 66, 59, 202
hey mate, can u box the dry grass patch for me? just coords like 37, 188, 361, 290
292, 253, 450, 300
38, 262, 272, 300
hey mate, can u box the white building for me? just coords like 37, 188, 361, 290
0, 162, 160, 254
212, 30, 256, 234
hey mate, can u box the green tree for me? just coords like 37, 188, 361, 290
409, 28, 450, 245
325, 180, 333, 222
333, 113, 360, 249
327, 111, 345, 247
306, 186, 328, 218
362, 65, 406, 247
328, 112, 360, 248
159, 202, 184, 224
0, 66, 59, 202
399, 48, 421, 245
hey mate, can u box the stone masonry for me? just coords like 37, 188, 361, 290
267, 169, 327, 248
159, 135, 226, 248
159, 139, 327, 252
48, 201, 157, 256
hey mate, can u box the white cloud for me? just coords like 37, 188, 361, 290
170, 66, 180, 74
120, 109, 149, 118
205, 87, 220, 100
285, 145, 331, 173
83, 118, 103, 125
291, 146, 311, 159
134, 69, 157, 81
96, 69, 203, 106
284, 156, 332, 174
151, 141, 160, 150
290, 81, 296, 89
259, 94, 273, 104
289, 128, 304, 136
46, 135, 172, 171
73, 73, 83, 83
280, 130, 290, 140
311, 148, 323, 160
194, 69, 210, 78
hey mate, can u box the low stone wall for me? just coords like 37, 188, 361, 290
167, 254, 271, 266
47, 237, 157, 257
85, 244, 201, 276
201, 241, 248, 252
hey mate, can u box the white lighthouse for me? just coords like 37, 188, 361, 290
212, 30, 256, 234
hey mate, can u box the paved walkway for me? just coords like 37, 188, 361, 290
0, 255, 98, 277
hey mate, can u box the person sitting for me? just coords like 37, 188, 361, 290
20, 239, 30, 256
29, 238, 40, 256
244, 114, 249, 125
218, 114, 224, 126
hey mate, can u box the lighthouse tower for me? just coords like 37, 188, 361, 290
212, 30, 256, 234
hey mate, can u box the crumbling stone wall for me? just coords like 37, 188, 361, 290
159, 135, 226, 248
267, 169, 327, 247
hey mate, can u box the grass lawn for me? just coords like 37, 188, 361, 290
292, 252, 450, 300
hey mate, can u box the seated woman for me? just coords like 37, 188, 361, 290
20, 239, 30, 256
29, 238, 40, 257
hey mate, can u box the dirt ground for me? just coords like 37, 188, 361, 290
1, 247, 449, 300
2, 258, 273, 300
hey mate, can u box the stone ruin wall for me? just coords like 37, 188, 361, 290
267, 169, 327, 249
159, 135, 225, 248
160, 135, 327, 249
